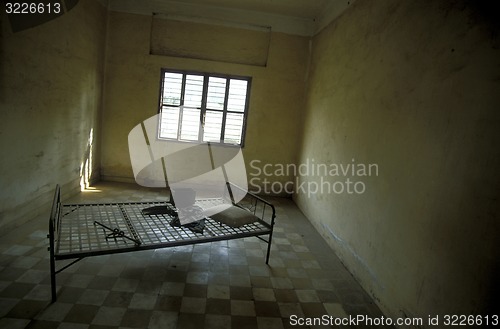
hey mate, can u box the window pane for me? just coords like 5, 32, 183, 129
159, 70, 249, 145
184, 75, 204, 108
224, 112, 244, 144
163, 72, 183, 105
159, 106, 179, 139
203, 110, 223, 142
227, 79, 248, 112
207, 77, 226, 110
180, 108, 200, 141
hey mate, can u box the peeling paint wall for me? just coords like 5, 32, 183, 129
295, 0, 500, 320
0, 0, 107, 232
101, 11, 309, 195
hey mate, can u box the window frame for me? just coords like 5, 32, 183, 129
157, 68, 252, 147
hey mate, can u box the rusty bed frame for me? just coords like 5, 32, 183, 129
48, 183, 275, 302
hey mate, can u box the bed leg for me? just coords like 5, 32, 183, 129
265, 231, 273, 265
50, 254, 56, 302
48, 184, 60, 303
48, 232, 56, 302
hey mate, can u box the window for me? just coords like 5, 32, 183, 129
158, 69, 251, 146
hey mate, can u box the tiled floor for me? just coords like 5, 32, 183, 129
0, 182, 387, 328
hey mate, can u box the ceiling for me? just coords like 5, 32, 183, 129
164, 0, 331, 20
108, 0, 355, 36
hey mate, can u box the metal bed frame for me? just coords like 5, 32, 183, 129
48, 182, 276, 302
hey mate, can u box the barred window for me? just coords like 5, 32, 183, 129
158, 69, 251, 146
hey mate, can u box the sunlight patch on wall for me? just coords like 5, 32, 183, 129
80, 128, 99, 192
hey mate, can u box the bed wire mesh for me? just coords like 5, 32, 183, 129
55, 198, 272, 258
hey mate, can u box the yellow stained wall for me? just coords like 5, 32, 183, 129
0, 1, 107, 231
296, 0, 500, 320
100, 11, 309, 195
